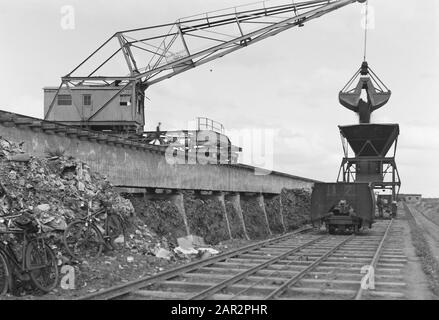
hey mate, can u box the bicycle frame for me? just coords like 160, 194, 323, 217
75, 207, 122, 250
0, 228, 50, 277
86, 208, 106, 223
0, 214, 60, 294
0, 230, 28, 275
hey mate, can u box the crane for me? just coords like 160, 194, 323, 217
44, 0, 366, 134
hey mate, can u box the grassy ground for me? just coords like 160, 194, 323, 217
405, 204, 439, 298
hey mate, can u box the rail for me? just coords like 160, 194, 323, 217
188, 234, 327, 300
78, 219, 407, 300
354, 218, 393, 300
78, 226, 312, 300
265, 234, 355, 299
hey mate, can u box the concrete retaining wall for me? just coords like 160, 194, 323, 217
0, 118, 315, 194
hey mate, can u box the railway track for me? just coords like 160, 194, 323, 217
80, 220, 408, 300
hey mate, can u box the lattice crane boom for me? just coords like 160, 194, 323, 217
45, 0, 365, 128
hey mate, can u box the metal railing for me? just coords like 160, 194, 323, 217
196, 117, 225, 134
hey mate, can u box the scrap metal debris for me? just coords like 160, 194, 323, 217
0, 137, 134, 235
0, 137, 186, 296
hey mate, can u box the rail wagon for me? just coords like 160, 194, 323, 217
310, 182, 375, 234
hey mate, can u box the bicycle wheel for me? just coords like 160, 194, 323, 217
105, 215, 126, 251
25, 240, 59, 293
63, 220, 104, 259
0, 251, 12, 295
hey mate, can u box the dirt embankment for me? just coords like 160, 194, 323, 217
224, 199, 246, 239
127, 188, 312, 244
280, 189, 310, 232
240, 196, 270, 239
183, 192, 229, 245
417, 199, 439, 226
264, 196, 284, 234
125, 195, 187, 246
128, 189, 312, 244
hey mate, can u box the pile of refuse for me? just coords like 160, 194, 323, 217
127, 196, 187, 245
0, 137, 134, 235
224, 200, 246, 239
0, 137, 227, 296
124, 217, 174, 259
118, 219, 221, 263
0, 137, 221, 263
183, 192, 229, 245
281, 188, 311, 231
240, 196, 271, 239
264, 196, 284, 234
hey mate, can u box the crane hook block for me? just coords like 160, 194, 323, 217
339, 62, 391, 123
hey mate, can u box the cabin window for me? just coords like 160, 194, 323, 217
120, 95, 131, 106
83, 94, 92, 106
58, 94, 72, 106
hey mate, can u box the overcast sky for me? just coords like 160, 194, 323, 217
0, 0, 438, 196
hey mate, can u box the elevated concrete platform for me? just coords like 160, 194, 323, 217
0, 110, 316, 194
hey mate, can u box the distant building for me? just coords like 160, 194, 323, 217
398, 194, 422, 203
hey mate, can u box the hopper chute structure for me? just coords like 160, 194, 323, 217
339, 124, 399, 157
337, 64, 401, 213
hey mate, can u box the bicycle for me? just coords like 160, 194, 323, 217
62, 200, 127, 260
0, 213, 59, 295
